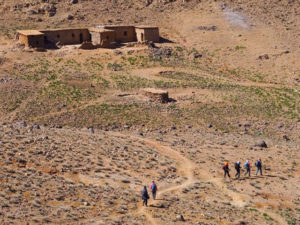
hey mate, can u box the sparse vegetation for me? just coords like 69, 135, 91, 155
0, 0, 299, 224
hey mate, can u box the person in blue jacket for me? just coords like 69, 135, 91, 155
141, 186, 150, 206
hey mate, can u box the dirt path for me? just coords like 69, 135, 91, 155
29, 129, 287, 225
106, 132, 196, 225
120, 133, 287, 225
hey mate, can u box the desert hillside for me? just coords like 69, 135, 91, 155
0, 0, 299, 225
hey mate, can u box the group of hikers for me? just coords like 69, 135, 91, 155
141, 181, 158, 207
223, 158, 263, 179
141, 160, 263, 206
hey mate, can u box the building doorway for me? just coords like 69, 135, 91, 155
79, 33, 83, 43
141, 33, 144, 42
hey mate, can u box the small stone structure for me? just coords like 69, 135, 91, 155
135, 26, 160, 42
141, 88, 169, 103
17, 25, 160, 50
89, 27, 116, 48
17, 30, 45, 48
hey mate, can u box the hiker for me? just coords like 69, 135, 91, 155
222, 161, 231, 178
255, 158, 263, 176
150, 181, 158, 200
244, 160, 251, 177
234, 161, 241, 179
141, 186, 150, 206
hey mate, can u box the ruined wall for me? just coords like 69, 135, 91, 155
104, 26, 136, 43
141, 88, 169, 103
40, 29, 90, 45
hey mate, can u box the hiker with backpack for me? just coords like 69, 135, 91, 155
150, 181, 158, 200
222, 161, 231, 179
255, 158, 263, 176
244, 160, 251, 177
234, 161, 241, 179
141, 186, 150, 206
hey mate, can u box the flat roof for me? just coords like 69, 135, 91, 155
17, 30, 44, 36
88, 27, 115, 33
103, 25, 135, 28
135, 25, 159, 29
39, 28, 89, 32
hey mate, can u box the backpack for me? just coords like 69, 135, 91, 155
234, 163, 239, 170
151, 184, 157, 191
244, 162, 248, 169
256, 161, 261, 167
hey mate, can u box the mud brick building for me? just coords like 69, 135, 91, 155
17, 25, 160, 50
16, 30, 45, 48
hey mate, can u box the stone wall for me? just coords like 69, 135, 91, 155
40, 29, 90, 45
103, 26, 136, 43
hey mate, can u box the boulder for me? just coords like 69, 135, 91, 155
254, 140, 267, 148
67, 15, 74, 20
33, 124, 40, 129
88, 127, 94, 133
26, 9, 37, 15
17, 121, 27, 127
176, 214, 185, 221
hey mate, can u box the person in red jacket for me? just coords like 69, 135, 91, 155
150, 181, 158, 200
222, 161, 231, 179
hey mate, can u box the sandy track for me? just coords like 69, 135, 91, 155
107, 132, 196, 225
111, 132, 287, 225
17, 129, 287, 225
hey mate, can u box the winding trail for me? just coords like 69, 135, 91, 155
133, 137, 249, 224
136, 138, 196, 225
111, 132, 287, 225
108, 132, 196, 225
54, 130, 286, 225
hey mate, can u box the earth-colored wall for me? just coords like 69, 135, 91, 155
90, 32, 101, 45
41, 29, 90, 45
99, 31, 116, 47
136, 28, 160, 42
91, 31, 115, 46
104, 26, 136, 43
18, 34, 29, 47
19, 34, 45, 48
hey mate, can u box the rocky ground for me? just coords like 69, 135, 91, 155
0, 0, 299, 224
0, 123, 299, 224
